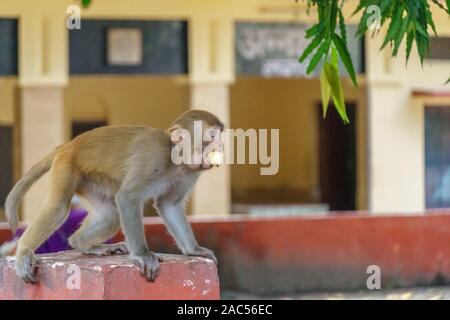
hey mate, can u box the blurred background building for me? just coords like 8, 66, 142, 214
0, 0, 449, 222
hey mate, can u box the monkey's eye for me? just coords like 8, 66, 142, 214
205, 127, 221, 140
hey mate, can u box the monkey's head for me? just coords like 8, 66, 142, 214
169, 110, 225, 171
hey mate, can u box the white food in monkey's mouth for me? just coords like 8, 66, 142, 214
207, 151, 223, 166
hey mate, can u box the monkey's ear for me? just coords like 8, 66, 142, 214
168, 124, 180, 132
168, 124, 183, 143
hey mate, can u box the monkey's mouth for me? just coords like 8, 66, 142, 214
206, 151, 223, 167
184, 150, 223, 170
198, 150, 223, 170
200, 153, 222, 170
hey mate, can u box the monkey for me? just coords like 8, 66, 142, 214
4, 109, 224, 284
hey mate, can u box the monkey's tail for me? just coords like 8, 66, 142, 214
4, 151, 56, 233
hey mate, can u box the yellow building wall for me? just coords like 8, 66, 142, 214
0, 77, 17, 125
66, 76, 189, 128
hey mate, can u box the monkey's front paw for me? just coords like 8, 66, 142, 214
15, 250, 38, 284
131, 251, 160, 282
187, 246, 218, 265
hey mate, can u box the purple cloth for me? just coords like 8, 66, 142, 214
15, 208, 88, 254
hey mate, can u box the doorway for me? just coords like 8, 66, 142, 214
318, 103, 356, 211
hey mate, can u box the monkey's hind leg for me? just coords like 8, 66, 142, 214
15, 156, 76, 283
69, 197, 128, 256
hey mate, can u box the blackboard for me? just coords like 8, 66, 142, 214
69, 20, 188, 74
235, 22, 364, 78
0, 19, 18, 75
428, 37, 450, 61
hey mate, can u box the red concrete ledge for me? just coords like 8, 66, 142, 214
0, 222, 12, 243
4, 211, 450, 295
133, 212, 450, 294
0, 251, 220, 300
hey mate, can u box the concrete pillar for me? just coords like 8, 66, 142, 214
20, 87, 66, 221
18, 10, 68, 220
190, 84, 231, 215
188, 16, 234, 215
367, 84, 424, 213
365, 32, 424, 214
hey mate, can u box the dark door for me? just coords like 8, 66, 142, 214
318, 104, 356, 211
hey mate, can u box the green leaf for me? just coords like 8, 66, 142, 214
445, 76, 450, 85
321, 45, 339, 118
447, 0, 450, 14
338, 8, 347, 45
305, 22, 324, 39
81, 0, 91, 8
306, 40, 330, 74
381, 6, 402, 49
324, 61, 350, 124
329, 0, 338, 35
331, 45, 339, 68
426, 9, 437, 36
414, 21, 428, 37
356, 9, 370, 37
405, 31, 414, 64
332, 33, 358, 86
298, 35, 323, 63
320, 68, 331, 118
392, 18, 409, 57
415, 32, 428, 65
